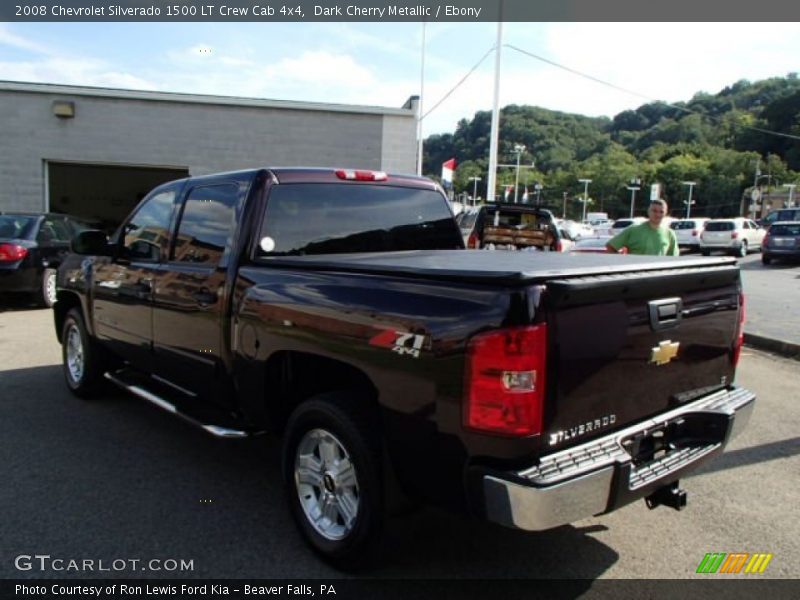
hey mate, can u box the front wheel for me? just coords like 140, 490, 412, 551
282, 394, 383, 570
62, 308, 104, 397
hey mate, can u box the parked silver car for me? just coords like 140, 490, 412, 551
699, 218, 765, 257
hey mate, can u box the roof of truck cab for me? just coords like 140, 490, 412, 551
173, 167, 438, 190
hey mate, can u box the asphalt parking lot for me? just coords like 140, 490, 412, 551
0, 304, 798, 582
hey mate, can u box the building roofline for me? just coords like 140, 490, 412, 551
0, 80, 414, 117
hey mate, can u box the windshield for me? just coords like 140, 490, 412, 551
0, 215, 37, 239
258, 183, 463, 256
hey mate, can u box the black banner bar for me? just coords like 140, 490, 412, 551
3, 579, 800, 600
3, 0, 799, 23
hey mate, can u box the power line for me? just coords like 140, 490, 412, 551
505, 43, 800, 143
421, 46, 495, 122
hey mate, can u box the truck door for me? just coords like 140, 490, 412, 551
151, 182, 241, 399
93, 186, 179, 371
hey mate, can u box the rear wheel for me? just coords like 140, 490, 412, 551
62, 308, 104, 397
282, 393, 383, 570
762, 254, 772, 265
737, 241, 748, 257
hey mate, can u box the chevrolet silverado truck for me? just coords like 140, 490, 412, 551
55, 167, 755, 568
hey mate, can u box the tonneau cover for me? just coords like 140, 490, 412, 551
260, 250, 736, 285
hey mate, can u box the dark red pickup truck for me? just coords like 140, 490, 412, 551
55, 167, 754, 568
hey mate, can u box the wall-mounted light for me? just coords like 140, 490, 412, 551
52, 101, 75, 119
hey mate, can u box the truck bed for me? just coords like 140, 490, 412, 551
260, 250, 737, 285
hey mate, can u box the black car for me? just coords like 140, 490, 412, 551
0, 212, 90, 306
456, 203, 566, 251
762, 221, 800, 265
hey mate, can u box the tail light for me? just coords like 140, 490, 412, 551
763, 232, 770, 246
691, 229, 699, 237
731, 231, 739, 239
555, 239, 564, 252
335, 169, 388, 182
464, 324, 547, 436
0, 243, 28, 262
732, 292, 746, 368
467, 233, 479, 249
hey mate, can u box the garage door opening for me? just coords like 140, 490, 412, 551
47, 162, 189, 232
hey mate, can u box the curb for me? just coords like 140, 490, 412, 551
743, 332, 800, 360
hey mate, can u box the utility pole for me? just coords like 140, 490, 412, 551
487, 20, 503, 202
513, 144, 526, 204
578, 178, 592, 223
682, 181, 697, 219
416, 22, 425, 176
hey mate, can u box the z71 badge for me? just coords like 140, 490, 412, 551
369, 329, 426, 359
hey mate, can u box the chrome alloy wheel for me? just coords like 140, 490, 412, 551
65, 324, 84, 383
45, 270, 57, 306
294, 428, 360, 541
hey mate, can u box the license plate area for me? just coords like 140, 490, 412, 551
621, 412, 728, 468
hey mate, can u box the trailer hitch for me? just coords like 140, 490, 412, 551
646, 481, 687, 511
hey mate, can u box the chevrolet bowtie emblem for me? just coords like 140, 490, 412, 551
650, 340, 680, 366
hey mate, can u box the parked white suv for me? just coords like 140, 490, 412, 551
670, 218, 710, 252
700, 218, 765, 257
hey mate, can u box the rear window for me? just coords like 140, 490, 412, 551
671, 220, 698, 230
481, 209, 552, 229
612, 220, 633, 229
770, 224, 800, 236
0, 215, 37, 239
704, 221, 735, 232
258, 183, 463, 256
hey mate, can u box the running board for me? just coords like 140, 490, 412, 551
104, 372, 250, 439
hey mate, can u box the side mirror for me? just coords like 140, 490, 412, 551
71, 230, 112, 256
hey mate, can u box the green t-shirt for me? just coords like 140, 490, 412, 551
607, 222, 679, 256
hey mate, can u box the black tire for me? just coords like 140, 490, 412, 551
61, 308, 104, 398
737, 241, 748, 257
282, 393, 383, 570
762, 254, 771, 266
701, 249, 711, 256
39, 268, 58, 308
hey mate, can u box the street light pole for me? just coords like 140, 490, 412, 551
469, 176, 482, 205
682, 181, 697, 218
626, 178, 641, 218
513, 144, 526, 204
784, 184, 797, 207
578, 178, 592, 222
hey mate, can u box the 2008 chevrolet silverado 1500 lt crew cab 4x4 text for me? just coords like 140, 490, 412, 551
55, 167, 755, 568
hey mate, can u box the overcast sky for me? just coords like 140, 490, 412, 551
2, 22, 800, 136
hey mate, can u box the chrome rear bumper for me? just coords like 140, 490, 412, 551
482, 386, 755, 531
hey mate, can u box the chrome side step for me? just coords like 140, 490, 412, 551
104, 372, 249, 439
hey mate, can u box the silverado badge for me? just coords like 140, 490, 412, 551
650, 340, 680, 366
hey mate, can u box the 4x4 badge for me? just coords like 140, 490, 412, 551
369, 329, 426, 359
650, 340, 680, 366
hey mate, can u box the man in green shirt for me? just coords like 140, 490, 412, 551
606, 199, 679, 256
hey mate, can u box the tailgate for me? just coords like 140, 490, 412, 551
542, 264, 741, 450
